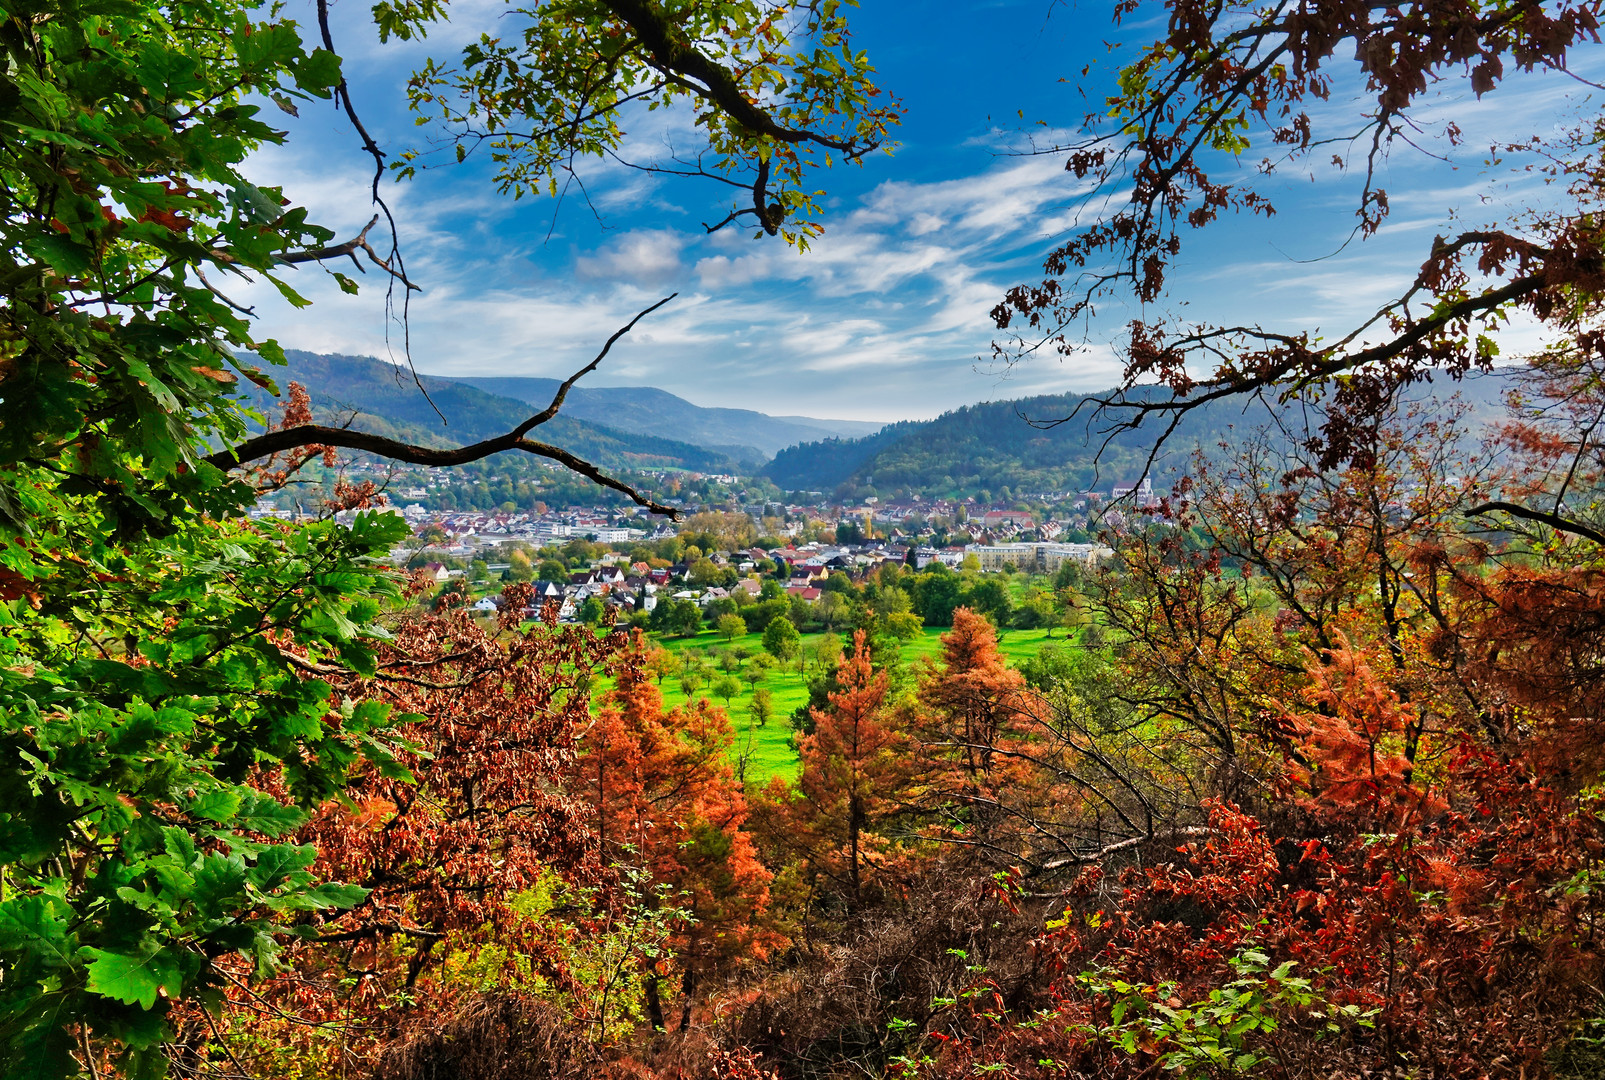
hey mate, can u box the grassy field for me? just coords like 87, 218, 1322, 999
640, 624, 1062, 784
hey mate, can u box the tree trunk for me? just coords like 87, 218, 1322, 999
644, 961, 664, 1031
848, 794, 863, 901
678, 955, 696, 1032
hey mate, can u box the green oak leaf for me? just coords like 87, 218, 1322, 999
81, 944, 183, 1009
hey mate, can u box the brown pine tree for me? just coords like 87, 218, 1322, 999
580, 636, 775, 1028
785, 629, 914, 904
913, 607, 1037, 851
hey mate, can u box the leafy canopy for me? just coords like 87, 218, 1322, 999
401, 0, 902, 247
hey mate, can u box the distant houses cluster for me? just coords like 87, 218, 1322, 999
420, 530, 1119, 626
258, 471, 1170, 627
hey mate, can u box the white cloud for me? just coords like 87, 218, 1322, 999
230, 11, 1601, 425
574, 230, 689, 286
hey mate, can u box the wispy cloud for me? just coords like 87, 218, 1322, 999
575, 230, 687, 286
236, 0, 1599, 423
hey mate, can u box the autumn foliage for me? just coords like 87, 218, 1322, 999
762, 629, 915, 907
578, 637, 775, 1027
198, 590, 623, 1074
125, 382, 1605, 1080
130, 395, 1605, 1080
912, 608, 1036, 848
39, 0, 1605, 1072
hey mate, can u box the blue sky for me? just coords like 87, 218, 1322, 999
240, 0, 1601, 422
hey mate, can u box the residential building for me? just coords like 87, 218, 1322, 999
965, 542, 1113, 573
1112, 478, 1155, 503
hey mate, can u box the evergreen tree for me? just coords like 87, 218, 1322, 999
580, 645, 774, 1027
788, 631, 913, 903
914, 607, 1035, 851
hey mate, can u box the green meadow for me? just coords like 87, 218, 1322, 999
639, 625, 1062, 784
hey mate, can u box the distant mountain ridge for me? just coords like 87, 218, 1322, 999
762, 373, 1516, 499
761, 391, 1208, 498
242, 351, 1513, 499
246, 351, 747, 474
454, 376, 882, 458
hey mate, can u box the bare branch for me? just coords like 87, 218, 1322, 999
1038, 825, 1213, 873
1464, 500, 1605, 547
193, 266, 255, 315
516, 293, 676, 433
279, 214, 421, 292
208, 424, 678, 516
205, 298, 683, 517
1088, 271, 1544, 434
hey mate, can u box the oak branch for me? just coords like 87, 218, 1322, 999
205, 296, 682, 518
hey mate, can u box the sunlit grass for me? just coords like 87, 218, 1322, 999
633, 623, 1068, 785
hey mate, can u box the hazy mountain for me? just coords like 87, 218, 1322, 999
763, 372, 1515, 499
762, 391, 1209, 498
455, 376, 883, 458
241, 351, 1513, 497
245, 351, 747, 473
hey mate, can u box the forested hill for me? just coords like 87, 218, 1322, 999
764, 375, 1515, 498
244, 350, 748, 473
761, 391, 1217, 497
456, 376, 883, 458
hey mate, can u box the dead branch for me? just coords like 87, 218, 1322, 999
206, 297, 681, 517
278, 214, 420, 291
1465, 500, 1605, 547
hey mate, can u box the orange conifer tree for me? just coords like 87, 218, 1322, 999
784, 629, 913, 904
580, 637, 774, 1029
913, 607, 1038, 850
917, 608, 1029, 777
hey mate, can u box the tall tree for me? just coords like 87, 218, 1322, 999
578, 640, 773, 1029
785, 630, 913, 904
912, 607, 1035, 855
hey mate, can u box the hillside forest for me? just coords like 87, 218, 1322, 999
5, 0, 1605, 1079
